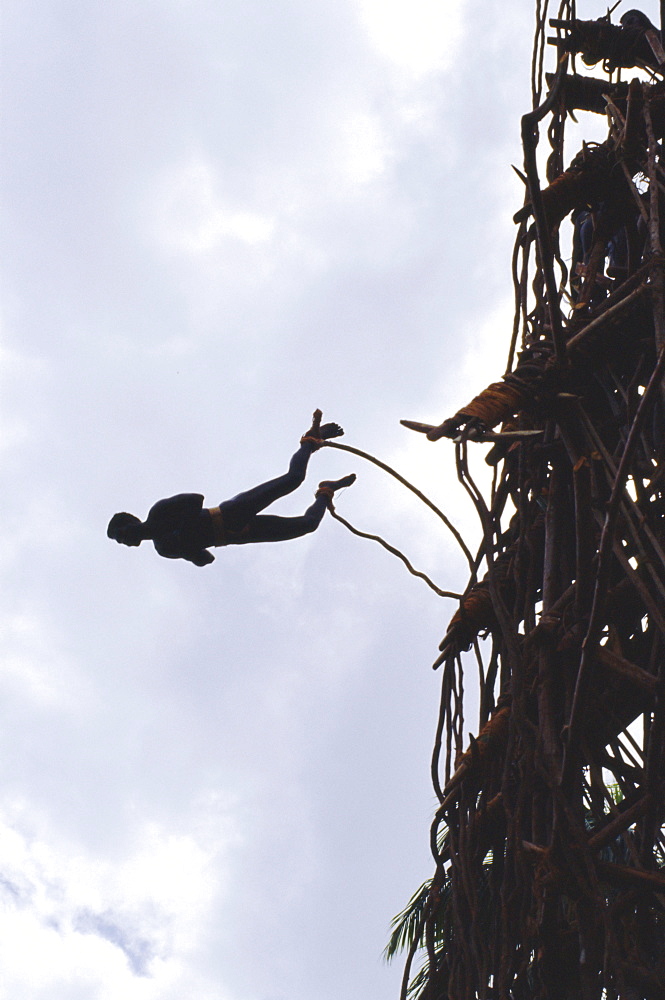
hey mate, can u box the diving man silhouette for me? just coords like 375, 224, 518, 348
107, 411, 356, 566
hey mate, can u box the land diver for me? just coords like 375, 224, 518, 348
107, 410, 356, 566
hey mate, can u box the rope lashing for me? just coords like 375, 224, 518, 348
406, 345, 557, 443
435, 583, 496, 663
433, 547, 517, 668
453, 381, 529, 429
423, 379, 531, 441
436, 701, 512, 812
513, 138, 628, 231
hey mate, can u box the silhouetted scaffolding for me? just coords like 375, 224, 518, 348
394, 4, 665, 998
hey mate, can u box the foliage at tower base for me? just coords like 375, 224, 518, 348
392, 4, 665, 998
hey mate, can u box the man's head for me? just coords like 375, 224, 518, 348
620, 10, 654, 31
107, 512, 143, 546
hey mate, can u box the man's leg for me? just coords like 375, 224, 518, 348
218, 412, 343, 530
228, 474, 356, 543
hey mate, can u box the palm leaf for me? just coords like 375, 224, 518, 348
384, 880, 432, 962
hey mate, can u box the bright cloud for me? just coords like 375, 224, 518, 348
152, 157, 275, 255
0, 610, 80, 708
337, 110, 392, 185
0, 805, 237, 998
356, 0, 466, 76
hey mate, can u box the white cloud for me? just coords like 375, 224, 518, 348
0, 802, 238, 998
0, 341, 48, 456
151, 156, 276, 255
337, 110, 392, 185
1, 0, 584, 996
0, 610, 81, 708
355, 0, 466, 76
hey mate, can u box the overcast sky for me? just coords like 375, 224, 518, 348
2, 1, 660, 998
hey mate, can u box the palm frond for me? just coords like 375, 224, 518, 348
384, 879, 432, 962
